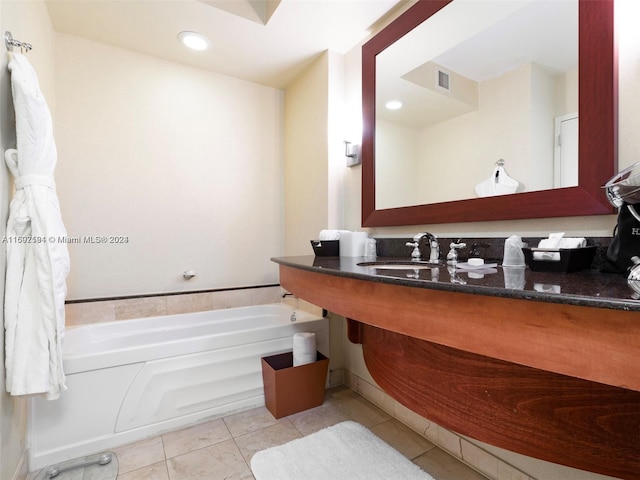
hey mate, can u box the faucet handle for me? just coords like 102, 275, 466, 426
406, 241, 421, 259
447, 241, 466, 265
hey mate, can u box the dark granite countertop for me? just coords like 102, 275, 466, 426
272, 255, 640, 313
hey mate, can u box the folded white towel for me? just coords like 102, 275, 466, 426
533, 235, 587, 261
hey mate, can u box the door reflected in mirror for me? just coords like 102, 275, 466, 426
375, 0, 578, 210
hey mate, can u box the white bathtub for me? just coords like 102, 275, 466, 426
29, 303, 328, 469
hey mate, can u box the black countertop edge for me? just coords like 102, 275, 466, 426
272, 256, 640, 313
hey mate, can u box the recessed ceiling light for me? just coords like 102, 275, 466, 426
385, 100, 404, 110
177, 31, 210, 51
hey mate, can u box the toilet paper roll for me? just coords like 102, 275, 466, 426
293, 332, 316, 366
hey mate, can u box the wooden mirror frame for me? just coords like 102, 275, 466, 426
362, 0, 616, 227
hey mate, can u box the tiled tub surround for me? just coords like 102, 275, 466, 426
30, 300, 329, 470
272, 251, 640, 479
64, 285, 297, 326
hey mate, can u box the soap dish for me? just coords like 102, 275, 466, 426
522, 246, 597, 273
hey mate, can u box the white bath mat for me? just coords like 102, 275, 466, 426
250, 421, 435, 480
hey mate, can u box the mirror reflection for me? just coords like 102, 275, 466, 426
375, 0, 578, 210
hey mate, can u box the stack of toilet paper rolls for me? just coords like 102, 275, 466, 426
293, 332, 316, 366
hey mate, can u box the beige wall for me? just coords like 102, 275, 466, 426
0, 2, 56, 478
54, 33, 285, 300
284, 53, 330, 256
284, 49, 352, 257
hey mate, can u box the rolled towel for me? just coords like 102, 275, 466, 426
319, 229, 350, 241
534, 233, 563, 261
558, 237, 587, 249
533, 235, 587, 261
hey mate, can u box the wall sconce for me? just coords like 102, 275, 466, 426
344, 141, 361, 167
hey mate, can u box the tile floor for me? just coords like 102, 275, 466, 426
71, 386, 489, 480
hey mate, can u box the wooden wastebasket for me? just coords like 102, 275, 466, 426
261, 351, 329, 418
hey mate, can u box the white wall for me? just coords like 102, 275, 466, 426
0, 2, 56, 478
54, 34, 285, 300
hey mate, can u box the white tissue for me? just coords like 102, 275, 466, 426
339, 231, 369, 257
293, 332, 316, 367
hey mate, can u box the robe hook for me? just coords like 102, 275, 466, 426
5, 31, 32, 53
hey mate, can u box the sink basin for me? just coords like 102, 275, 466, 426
358, 261, 437, 270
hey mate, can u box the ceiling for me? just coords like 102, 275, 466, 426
44, 0, 405, 89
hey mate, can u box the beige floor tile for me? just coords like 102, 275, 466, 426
370, 418, 437, 460
234, 420, 302, 464
166, 438, 252, 480
162, 418, 232, 459
334, 393, 391, 427
414, 448, 489, 480
114, 436, 165, 475
223, 406, 281, 437
323, 385, 361, 405
287, 403, 351, 436
116, 461, 169, 480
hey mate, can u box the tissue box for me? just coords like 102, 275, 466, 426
310, 240, 339, 256
261, 351, 329, 418
522, 246, 597, 273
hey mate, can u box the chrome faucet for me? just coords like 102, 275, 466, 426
406, 232, 440, 263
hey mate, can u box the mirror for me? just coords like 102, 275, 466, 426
362, 0, 616, 226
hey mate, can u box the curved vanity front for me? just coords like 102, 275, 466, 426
272, 255, 640, 480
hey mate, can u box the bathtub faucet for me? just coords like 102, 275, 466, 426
290, 312, 297, 322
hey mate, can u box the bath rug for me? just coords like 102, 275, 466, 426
250, 421, 435, 480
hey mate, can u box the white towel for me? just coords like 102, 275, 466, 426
533, 233, 586, 261
318, 229, 350, 241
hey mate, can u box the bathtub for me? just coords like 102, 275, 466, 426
29, 303, 328, 469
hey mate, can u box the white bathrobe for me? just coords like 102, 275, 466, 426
4, 53, 70, 400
